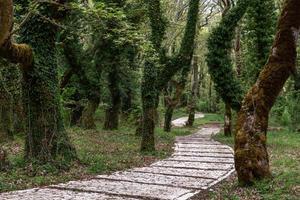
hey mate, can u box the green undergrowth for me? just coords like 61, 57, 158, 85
0, 109, 217, 192
211, 129, 300, 200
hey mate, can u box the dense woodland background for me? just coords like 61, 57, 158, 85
0, 0, 299, 199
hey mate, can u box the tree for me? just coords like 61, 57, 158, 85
0, 0, 76, 163
235, 0, 300, 185
186, 55, 200, 126
207, 0, 249, 138
140, 0, 200, 151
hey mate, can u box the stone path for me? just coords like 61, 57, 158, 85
0, 115, 235, 200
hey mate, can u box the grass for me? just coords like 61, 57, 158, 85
210, 129, 300, 200
0, 108, 215, 192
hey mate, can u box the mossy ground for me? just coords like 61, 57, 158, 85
207, 128, 300, 200
0, 108, 218, 192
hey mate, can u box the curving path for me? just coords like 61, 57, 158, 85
0, 114, 235, 200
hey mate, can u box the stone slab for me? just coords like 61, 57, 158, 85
173, 151, 233, 157
152, 161, 234, 170
54, 179, 194, 200
174, 147, 233, 153
131, 166, 228, 179
96, 171, 212, 189
0, 188, 140, 200
168, 156, 234, 163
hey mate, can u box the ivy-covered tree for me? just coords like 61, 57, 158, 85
140, 0, 200, 151
0, 0, 76, 163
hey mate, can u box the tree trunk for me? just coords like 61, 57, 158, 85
20, 9, 77, 163
81, 95, 100, 129
70, 102, 84, 127
140, 58, 158, 151
141, 106, 156, 152
187, 55, 199, 127
224, 103, 232, 136
104, 69, 121, 130
208, 78, 212, 112
235, 0, 300, 185
0, 103, 14, 140
0, 147, 9, 171
235, 25, 242, 77
164, 105, 174, 132
122, 89, 132, 114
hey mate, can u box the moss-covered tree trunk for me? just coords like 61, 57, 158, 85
81, 94, 100, 129
187, 56, 199, 127
235, 25, 242, 77
141, 0, 199, 151
163, 80, 185, 132
224, 103, 232, 136
0, 147, 9, 170
140, 56, 158, 151
1, 0, 77, 164
104, 68, 121, 130
164, 105, 174, 132
235, 0, 300, 185
0, 102, 13, 140
19, 4, 76, 162
70, 102, 84, 127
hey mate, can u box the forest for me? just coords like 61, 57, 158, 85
0, 0, 299, 199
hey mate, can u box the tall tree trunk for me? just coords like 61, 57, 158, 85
235, 0, 300, 185
69, 102, 84, 127
122, 89, 132, 114
208, 78, 212, 112
187, 56, 199, 126
104, 69, 121, 130
1, 0, 76, 163
235, 25, 242, 77
224, 102, 232, 136
140, 57, 158, 151
163, 80, 185, 132
81, 94, 100, 129
164, 105, 174, 132
0, 147, 9, 171
20, 5, 76, 163
0, 103, 13, 140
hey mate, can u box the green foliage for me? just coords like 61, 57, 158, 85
241, 0, 277, 86
206, 0, 250, 111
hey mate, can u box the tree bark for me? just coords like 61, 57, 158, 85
224, 102, 232, 136
235, 0, 300, 185
187, 56, 199, 127
163, 80, 185, 132
81, 94, 100, 129
0, 147, 9, 171
235, 25, 242, 77
104, 69, 121, 130
19, 3, 77, 163
163, 105, 174, 132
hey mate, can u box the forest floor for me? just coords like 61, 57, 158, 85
0, 108, 222, 193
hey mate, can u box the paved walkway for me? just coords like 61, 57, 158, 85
0, 115, 235, 200
171, 113, 204, 127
